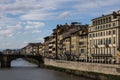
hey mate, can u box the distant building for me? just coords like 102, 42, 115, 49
2, 49, 12, 54
2, 49, 20, 54
23, 42, 44, 55
21, 47, 26, 55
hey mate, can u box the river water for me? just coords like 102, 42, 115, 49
0, 58, 92, 80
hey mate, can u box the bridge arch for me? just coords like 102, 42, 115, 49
0, 54, 44, 68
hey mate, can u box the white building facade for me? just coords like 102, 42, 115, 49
88, 10, 120, 63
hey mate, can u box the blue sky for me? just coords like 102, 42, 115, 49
0, 0, 120, 49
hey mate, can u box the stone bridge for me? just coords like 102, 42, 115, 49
0, 54, 44, 68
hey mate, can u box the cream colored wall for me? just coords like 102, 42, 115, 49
45, 58, 120, 76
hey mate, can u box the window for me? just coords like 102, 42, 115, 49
109, 31, 111, 35
93, 34, 95, 37
81, 49, 84, 53
113, 15, 117, 19
103, 19, 105, 23
106, 18, 108, 23
95, 27, 97, 30
103, 25, 105, 29
109, 38, 111, 44
106, 24, 108, 28
109, 24, 111, 27
98, 26, 99, 30
52, 48, 55, 51
96, 39, 98, 45
96, 33, 97, 37
109, 47, 111, 54
113, 30, 116, 34
113, 48, 116, 55
106, 38, 109, 44
98, 33, 100, 36
98, 39, 100, 45
101, 19, 102, 24
113, 23, 116, 27
96, 21, 98, 25
79, 42, 84, 45
108, 17, 111, 22
49, 51, 52, 53
93, 21, 95, 26
89, 34, 91, 37
106, 31, 108, 35
100, 26, 102, 29
103, 32, 105, 36
104, 38, 106, 44
100, 39, 102, 45
113, 37, 115, 44
71, 45, 74, 48
101, 32, 102, 36
98, 20, 100, 25
102, 39, 104, 44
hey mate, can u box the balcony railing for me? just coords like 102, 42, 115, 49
91, 54, 112, 57
93, 44, 98, 48
104, 43, 109, 48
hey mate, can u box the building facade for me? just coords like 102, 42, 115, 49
2, 49, 20, 54
44, 22, 88, 61
21, 42, 44, 55
88, 10, 120, 63
44, 35, 56, 58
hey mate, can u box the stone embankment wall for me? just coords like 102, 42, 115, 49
44, 58, 120, 76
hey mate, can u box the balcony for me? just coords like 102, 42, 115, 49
93, 44, 98, 48
104, 43, 109, 48
91, 54, 112, 57
48, 44, 52, 47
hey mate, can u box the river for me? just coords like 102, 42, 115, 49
0, 58, 92, 80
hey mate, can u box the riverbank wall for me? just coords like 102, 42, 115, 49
44, 58, 120, 80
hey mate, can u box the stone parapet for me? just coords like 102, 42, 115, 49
44, 58, 120, 76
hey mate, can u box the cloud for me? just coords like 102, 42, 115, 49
75, 0, 120, 13
25, 21, 45, 29
0, 0, 42, 12
20, 11, 56, 20
32, 30, 41, 33
58, 11, 71, 19
0, 0, 120, 49
6, 24, 22, 30
0, 29, 13, 37
0, 22, 23, 37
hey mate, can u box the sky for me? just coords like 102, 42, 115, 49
0, 0, 120, 49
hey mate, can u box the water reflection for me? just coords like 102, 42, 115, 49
0, 58, 92, 80
11, 58, 37, 67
